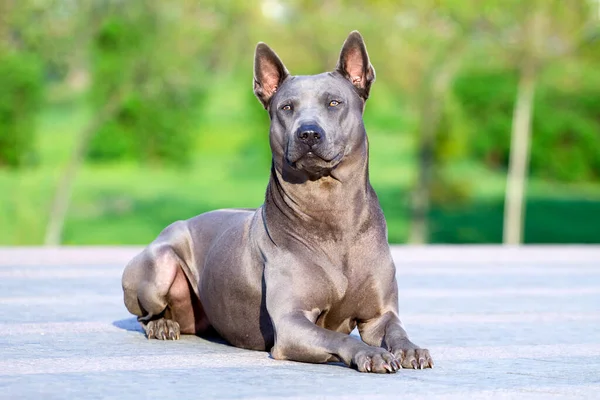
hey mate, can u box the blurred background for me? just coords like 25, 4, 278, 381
1, 0, 599, 246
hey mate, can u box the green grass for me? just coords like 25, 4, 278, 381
1, 85, 600, 245
429, 197, 600, 244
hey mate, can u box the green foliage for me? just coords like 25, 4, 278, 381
453, 70, 600, 182
89, 87, 201, 165
431, 91, 475, 206
531, 86, 600, 182
2, 0, 600, 244
88, 7, 203, 166
430, 197, 600, 244
0, 52, 43, 167
453, 70, 518, 168
89, 15, 147, 105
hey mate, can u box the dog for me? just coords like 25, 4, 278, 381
122, 31, 433, 373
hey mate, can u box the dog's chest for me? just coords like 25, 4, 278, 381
315, 281, 381, 334
317, 252, 390, 330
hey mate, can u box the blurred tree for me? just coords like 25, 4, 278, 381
396, 0, 599, 244
0, 52, 43, 167
453, 67, 600, 182
88, 1, 206, 165
45, 0, 214, 245
374, 0, 484, 244
1, 0, 598, 245
44, 1, 129, 246
502, 4, 542, 245
499, 0, 599, 244
0, 0, 44, 167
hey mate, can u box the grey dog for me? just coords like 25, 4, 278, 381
122, 31, 433, 373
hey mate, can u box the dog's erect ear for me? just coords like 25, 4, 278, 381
254, 43, 289, 109
335, 31, 375, 100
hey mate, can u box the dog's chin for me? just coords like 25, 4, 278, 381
288, 151, 343, 176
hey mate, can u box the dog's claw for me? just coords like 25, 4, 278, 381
355, 349, 399, 373
393, 346, 433, 369
143, 318, 181, 340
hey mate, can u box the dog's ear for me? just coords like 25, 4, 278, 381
254, 43, 289, 109
335, 31, 375, 100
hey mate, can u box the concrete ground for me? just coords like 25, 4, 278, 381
0, 246, 599, 399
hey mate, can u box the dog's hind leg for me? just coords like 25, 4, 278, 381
122, 244, 209, 340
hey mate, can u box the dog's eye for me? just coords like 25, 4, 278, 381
281, 104, 292, 111
329, 100, 340, 107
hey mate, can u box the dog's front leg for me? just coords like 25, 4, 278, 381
359, 310, 433, 369
264, 260, 400, 373
269, 309, 400, 373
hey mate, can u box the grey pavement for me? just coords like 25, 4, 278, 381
0, 246, 599, 399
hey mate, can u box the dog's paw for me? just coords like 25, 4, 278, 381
393, 347, 433, 369
143, 318, 180, 340
353, 347, 401, 373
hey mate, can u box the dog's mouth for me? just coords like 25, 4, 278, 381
287, 150, 343, 173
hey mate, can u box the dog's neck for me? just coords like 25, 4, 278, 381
264, 141, 376, 241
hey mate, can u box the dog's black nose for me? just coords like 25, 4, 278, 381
297, 124, 324, 147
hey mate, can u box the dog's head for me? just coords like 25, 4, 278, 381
253, 31, 375, 181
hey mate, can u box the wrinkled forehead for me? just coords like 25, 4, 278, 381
275, 72, 356, 101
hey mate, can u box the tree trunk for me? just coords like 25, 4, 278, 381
502, 61, 536, 245
44, 93, 124, 246
502, 8, 542, 245
409, 58, 461, 244
409, 84, 439, 245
